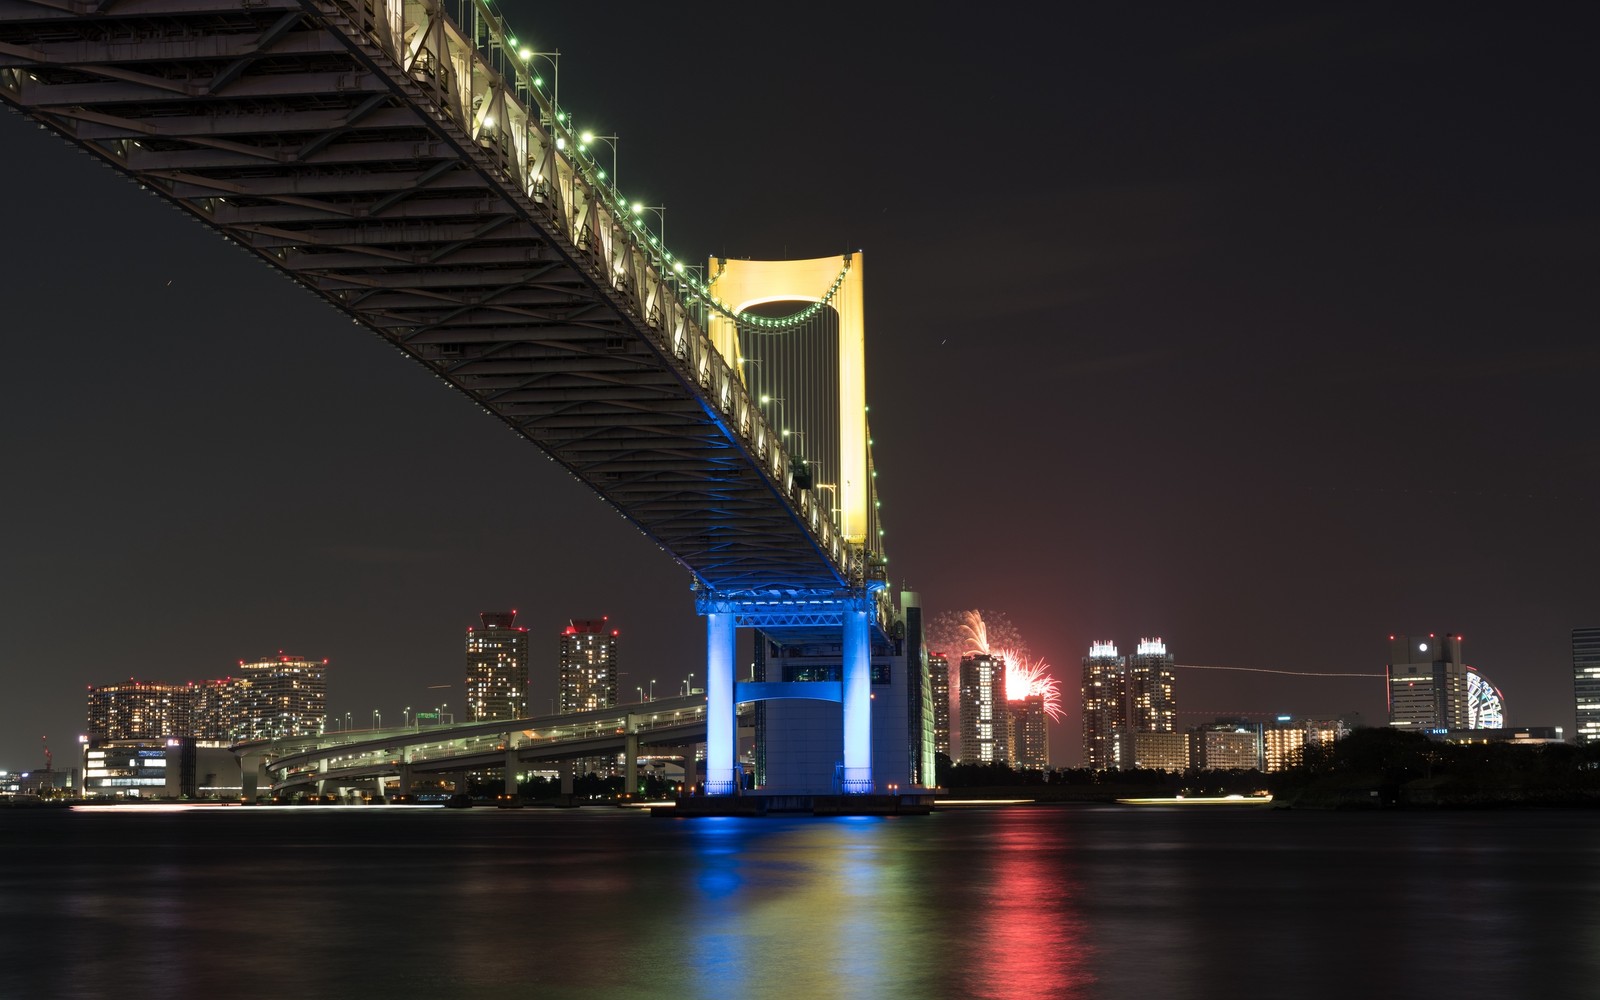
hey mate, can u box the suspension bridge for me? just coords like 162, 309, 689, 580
0, 0, 931, 800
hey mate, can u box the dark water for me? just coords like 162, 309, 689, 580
3, 804, 1596, 999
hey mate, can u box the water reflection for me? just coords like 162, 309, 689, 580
8, 806, 1600, 1000
687, 816, 923, 1000
960, 809, 1093, 1000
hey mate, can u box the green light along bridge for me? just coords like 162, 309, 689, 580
1, 0, 931, 798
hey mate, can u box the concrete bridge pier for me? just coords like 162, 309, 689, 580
397, 763, 412, 797
558, 760, 574, 797
623, 714, 640, 796
503, 749, 518, 796
703, 611, 737, 794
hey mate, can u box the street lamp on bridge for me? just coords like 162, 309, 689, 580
578, 131, 618, 192
373, 709, 381, 729
630, 202, 665, 253
517, 46, 560, 123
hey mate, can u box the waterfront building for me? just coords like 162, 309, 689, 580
190, 676, 243, 741
958, 652, 1007, 764
85, 681, 194, 741
1386, 633, 1468, 730
1081, 642, 1126, 769
232, 655, 327, 741
1010, 694, 1049, 770
1132, 731, 1189, 771
1576, 627, 1600, 745
559, 618, 618, 715
930, 652, 951, 759
465, 610, 529, 722
1191, 720, 1262, 770
1262, 716, 1353, 771
1437, 726, 1565, 746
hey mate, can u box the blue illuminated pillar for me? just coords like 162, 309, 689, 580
841, 603, 872, 793
705, 611, 737, 795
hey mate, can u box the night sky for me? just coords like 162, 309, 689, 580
2, 4, 1594, 770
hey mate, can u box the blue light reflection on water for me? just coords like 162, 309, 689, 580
4, 806, 1600, 999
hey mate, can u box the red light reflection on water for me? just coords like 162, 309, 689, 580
966, 811, 1094, 999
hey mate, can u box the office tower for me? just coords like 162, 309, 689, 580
929, 652, 951, 759
559, 618, 618, 714
958, 652, 1007, 763
1081, 642, 1126, 769
1191, 719, 1262, 770
465, 610, 529, 722
86, 681, 194, 740
1010, 694, 1049, 769
1386, 633, 1468, 730
233, 655, 327, 740
1575, 627, 1600, 745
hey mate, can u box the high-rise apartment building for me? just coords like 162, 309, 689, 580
559, 618, 618, 714
88, 655, 325, 744
465, 610, 529, 722
929, 652, 951, 759
232, 655, 327, 741
86, 681, 194, 741
1010, 694, 1049, 769
1575, 627, 1600, 745
1081, 642, 1127, 769
958, 653, 1006, 763
1129, 637, 1177, 734
1386, 633, 1468, 730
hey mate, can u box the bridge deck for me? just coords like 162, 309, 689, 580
0, 0, 858, 592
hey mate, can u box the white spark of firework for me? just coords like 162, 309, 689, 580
997, 647, 1065, 721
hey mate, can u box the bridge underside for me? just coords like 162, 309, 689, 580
0, 0, 848, 592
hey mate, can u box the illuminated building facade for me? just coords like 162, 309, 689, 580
1081, 642, 1127, 769
1129, 638, 1177, 734
1010, 694, 1049, 770
86, 681, 194, 740
232, 655, 327, 741
559, 619, 618, 714
1132, 731, 1189, 771
958, 652, 1007, 763
190, 677, 242, 741
1192, 720, 1262, 770
929, 652, 951, 759
465, 610, 529, 722
1576, 627, 1600, 745
1386, 633, 1468, 730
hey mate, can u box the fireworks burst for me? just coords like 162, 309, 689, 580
997, 648, 1065, 722
927, 609, 1063, 720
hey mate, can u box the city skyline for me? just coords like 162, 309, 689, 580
2, 5, 1594, 770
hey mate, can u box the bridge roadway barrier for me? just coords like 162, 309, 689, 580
240, 697, 723, 791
